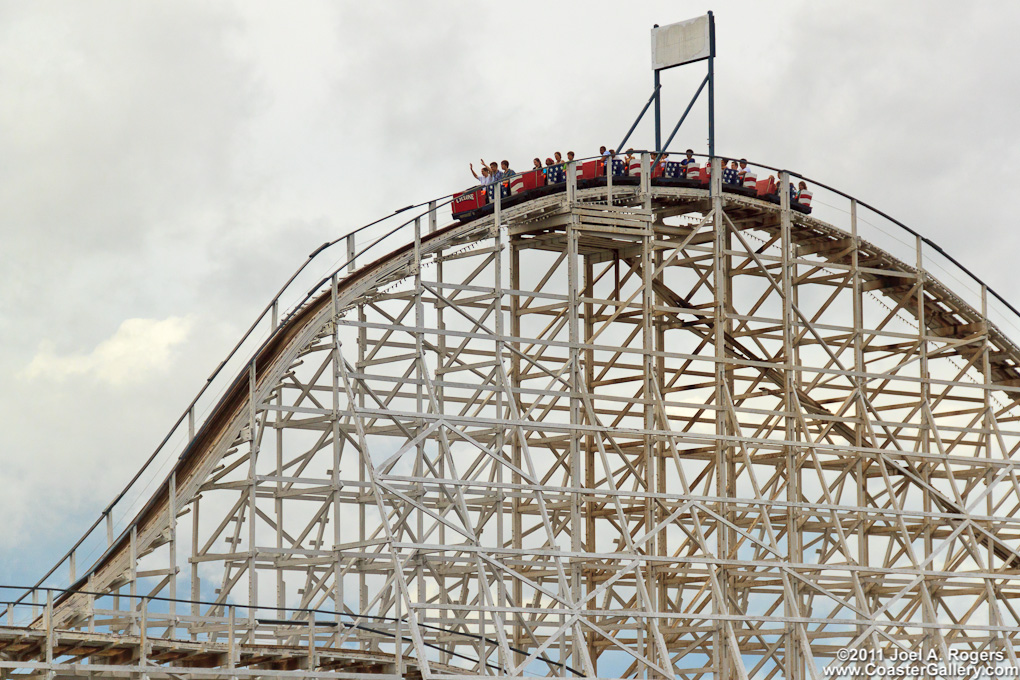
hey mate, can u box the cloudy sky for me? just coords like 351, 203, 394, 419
2, 0, 1019, 588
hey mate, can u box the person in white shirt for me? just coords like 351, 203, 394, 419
737, 158, 750, 183
654, 152, 669, 173
470, 163, 493, 185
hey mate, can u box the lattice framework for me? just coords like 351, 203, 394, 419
6, 157, 1020, 680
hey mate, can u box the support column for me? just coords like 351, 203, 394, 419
640, 151, 660, 670
566, 184, 584, 671
433, 205, 451, 667
191, 494, 200, 640
493, 197, 512, 671
331, 272, 344, 645
780, 169, 803, 680
247, 360, 258, 641
412, 216, 426, 666
710, 155, 733, 679
509, 236, 524, 668
583, 251, 597, 672
916, 236, 934, 659
850, 199, 871, 641
168, 472, 177, 638
357, 285, 368, 641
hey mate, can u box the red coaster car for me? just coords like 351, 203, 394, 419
576, 160, 600, 181
452, 187, 487, 218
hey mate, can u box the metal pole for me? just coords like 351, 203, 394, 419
616, 84, 661, 155
661, 75, 708, 155
653, 68, 661, 153
707, 11, 716, 159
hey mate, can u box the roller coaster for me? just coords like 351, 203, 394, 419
4, 153, 1020, 679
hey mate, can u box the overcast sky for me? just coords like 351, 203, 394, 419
2, 0, 1019, 588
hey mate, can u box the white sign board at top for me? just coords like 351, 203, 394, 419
651, 15, 711, 71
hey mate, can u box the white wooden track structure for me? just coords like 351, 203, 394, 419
5, 155, 1020, 679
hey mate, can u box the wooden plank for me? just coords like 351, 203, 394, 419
576, 222, 652, 237
861, 277, 912, 292
929, 321, 987, 337
796, 236, 855, 258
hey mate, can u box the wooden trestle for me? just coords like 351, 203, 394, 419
6, 156, 1020, 679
